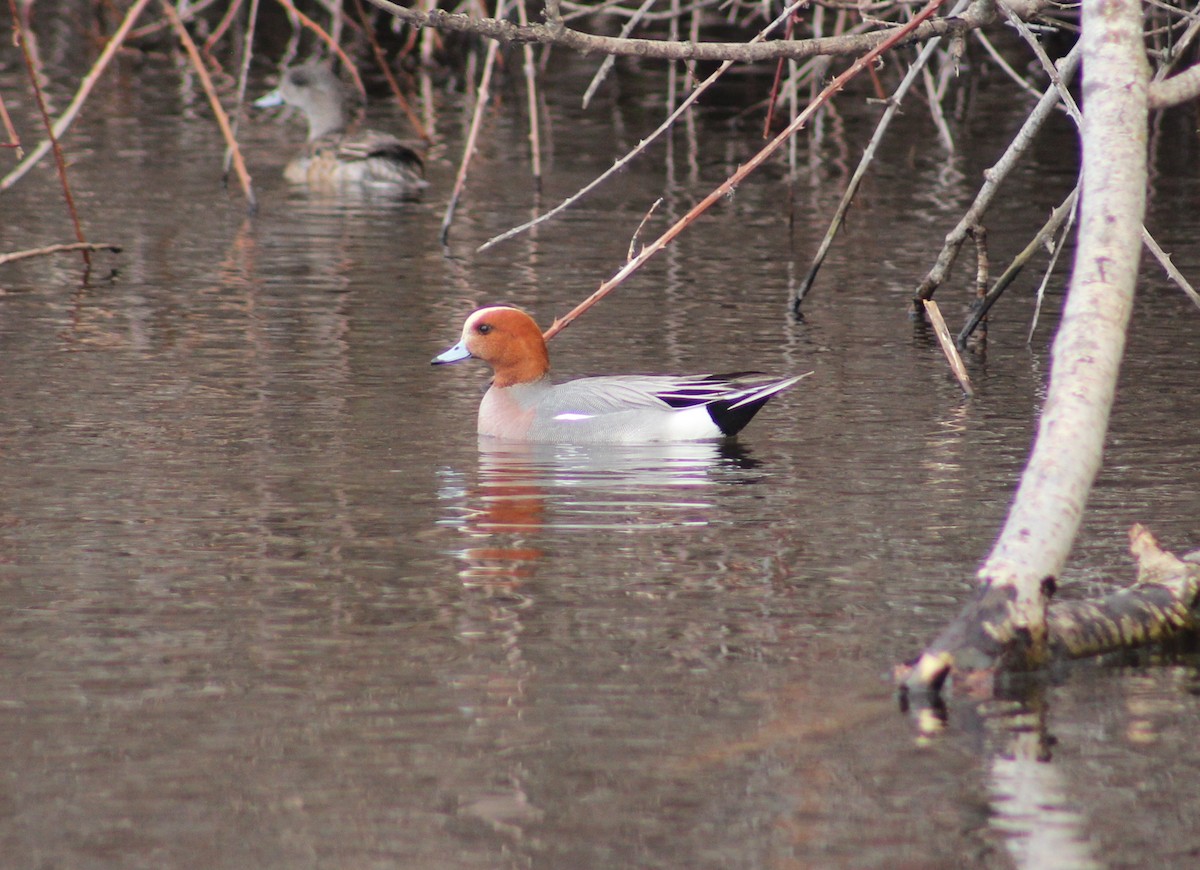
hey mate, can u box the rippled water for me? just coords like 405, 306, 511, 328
1, 40, 1199, 869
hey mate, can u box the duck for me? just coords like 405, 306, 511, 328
432, 305, 808, 443
254, 61, 427, 195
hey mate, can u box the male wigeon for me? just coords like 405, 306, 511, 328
255, 62, 426, 195
432, 305, 808, 443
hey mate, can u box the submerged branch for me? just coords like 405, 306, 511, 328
0, 242, 122, 267
957, 185, 1079, 347
1048, 526, 1200, 659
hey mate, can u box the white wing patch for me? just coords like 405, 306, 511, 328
554, 412, 595, 421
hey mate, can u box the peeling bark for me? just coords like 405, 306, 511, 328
1048, 526, 1200, 659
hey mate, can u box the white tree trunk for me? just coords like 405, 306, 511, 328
905, 0, 1151, 687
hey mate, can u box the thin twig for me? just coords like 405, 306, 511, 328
0, 242, 122, 267
924, 300, 974, 396
480, 0, 810, 253
912, 41, 1082, 307
1028, 189, 1078, 344
8, 0, 90, 261
1001, 3, 1081, 124
582, 0, 657, 109
972, 28, 1041, 99
442, 0, 505, 245
0, 92, 22, 158
161, 0, 257, 212
223, 0, 261, 183
203, 0, 246, 54
626, 198, 663, 262
1143, 226, 1200, 310
543, 0, 947, 342
516, 0, 542, 182
764, 7, 802, 138
353, 0, 429, 140
920, 60, 954, 151
796, 0, 969, 310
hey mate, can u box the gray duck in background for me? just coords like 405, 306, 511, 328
255, 62, 427, 196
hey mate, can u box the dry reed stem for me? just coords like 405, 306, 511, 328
0, 241, 122, 267
480, 0, 810, 253
161, 0, 257, 212
353, 0, 430, 141
441, 0, 505, 245
274, 0, 368, 100
0, 92, 22, 157
541, 0, 946, 342
515, 0, 542, 182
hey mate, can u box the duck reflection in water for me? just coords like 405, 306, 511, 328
448, 439, 760, 586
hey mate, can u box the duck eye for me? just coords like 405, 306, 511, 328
476, 323, 493, 335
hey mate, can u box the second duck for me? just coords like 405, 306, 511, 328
255, 62, 426, 196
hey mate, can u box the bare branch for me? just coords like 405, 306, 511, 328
1148, 63, 1200, 108
362, 0, 1017, 63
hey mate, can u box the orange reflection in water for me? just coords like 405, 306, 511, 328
456, 443, 548, 586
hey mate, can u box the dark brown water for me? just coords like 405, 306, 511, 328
1, 44, 1199, 870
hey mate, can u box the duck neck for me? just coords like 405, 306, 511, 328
491, 347, 550, 389
306, 97, 347, 141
